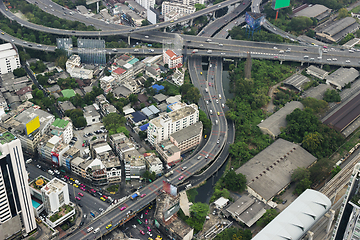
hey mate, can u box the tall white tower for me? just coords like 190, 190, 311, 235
0, 132, 36, 238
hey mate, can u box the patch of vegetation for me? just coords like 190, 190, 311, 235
13, 67, 27, 77
291, 167, 312, 195
103, 113, 128, 136
107, 185, 119, 192
279, 108, 344, 159
226, 59, 295, 168
229, 26, 289, 43
199, 109, 212, 135
273, 87, 298, 107
323, 89, 341, 102
65, 109, 87, 128
30, 60, 47, 74
256, 209, 278, 227
213, 227, 252, 240
177, 202, 209, 233
186, 188, 198, 202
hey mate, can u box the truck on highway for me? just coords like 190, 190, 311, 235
192, 49, 198, 53
165, 171, 174, 177
130, 191, 139, 200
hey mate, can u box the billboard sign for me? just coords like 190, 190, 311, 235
25, 116, 40, 135
272, 0, 290, 10
51, 152, 59, 167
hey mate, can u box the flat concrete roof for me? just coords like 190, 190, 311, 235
236, 139, 317, 201
302, 84, 333, 100
170, 122, 202, 143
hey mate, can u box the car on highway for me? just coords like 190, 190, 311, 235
87, 227, 93, 233
274, 56, 278, 59
216, 99, 219, 103
73, 184, 78, 188
140, 230, 145, 235
1, 32, 4, 35
106, 224, 112, 229
102, 195, 108, 199
137, 219, 142, 224
91, 189, 96, 193
217, 139, 220, 144
221, 52, 225, 55
170, 20, 174, 23
141, 194, 146, 198
147, 226, 151, 232
100, 197, 106, 201
178, 176, 184, 180
145, 219, 148, 224
75, 196, 81, 200
120, 206, 126, 211
332, 58, 337, 61
327, 59, 331, 61
90, 212, 95, 217
217, 112, 220, 116
78, 192, 84, 197
346, 60, 351, 63
181, 166, 187, 171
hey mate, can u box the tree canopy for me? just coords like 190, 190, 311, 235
103, 113, 128, 136
214, 227, 252, 240
65, 109, 86, 128
222, 170, 247, 192
323, 89, 341, 102
257, 209, 278, 227
13, 67, 27, 77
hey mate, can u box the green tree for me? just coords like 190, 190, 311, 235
222, 170, 247, 192
35, 90, 44, 99
302, 132, 323, 153
338, 8, 351, 19
291, 167, 310, 182
214, 227, 252, 240
301, 97, 328, 115
257, 209, 278, 227
199, 109, 211, 134
103, 113, 128, 136
294, 178, 312, 195
331, 166, 341, 177
288, 16, 313, 32
129, 94, 138, 105
13, 67, 27, 77
141, 19, 150, 26
323, 89, 341, 102
194, 3, 206, 11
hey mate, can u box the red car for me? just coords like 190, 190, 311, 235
120, 206, 126, 211
141, 194, 146, 198
91, 189, 96, 193
274, 56, 278, 59
178, 176, 184, 180
102, 195, 108, 199
75, 196, 81, 200
140, 230, 145, 235
147, 226, 151, 232
78, 192, 84, 197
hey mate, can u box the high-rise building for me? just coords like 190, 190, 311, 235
0, 130, 36, 239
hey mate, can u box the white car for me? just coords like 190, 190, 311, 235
221, 52, 225, 55
216, 99, 219, 103
217, 139, 220, 144
346, 60, 351, 63
327, 59, 331, 61
332, 58, 337, 61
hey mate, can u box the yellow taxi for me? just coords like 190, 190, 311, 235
73, 184, 78, 188
200, 72, 203, 75
100, 197, 106, 201
217, 112, 220, 116
1, 32, 4, 35
106, 224, 112, 229
170, 20, 174, 23
70, 177, 74, 181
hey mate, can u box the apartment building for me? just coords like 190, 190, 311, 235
162, 2, 195, 16
0, 43, 21, 74
147, 103, 199, 145
170, 121, 202, 153
50, 118, 73, 144
41, 178, 70, 214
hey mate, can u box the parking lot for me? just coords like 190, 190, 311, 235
72, 122, 107, 157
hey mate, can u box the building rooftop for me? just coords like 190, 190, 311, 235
325, 67, 359, 89
144, 153, 162, 165
15, 106, 54, 132
102, 155, 121, 169
225, 194, 267, 227
154, 93, 167, 103
124, 149, 145, 166
322, 17, 357, 37
71, 156, 85, 166
0, 129, 16, 144
257, 101, 304, 138
151, 105, 197, 128
113, 86, 132, 98
51, 118, 69, 129
283, 74, 310, 91
47, 85, 61, 93
236, 139, 317, 201
252, 189, 331, 240
158, 139, 181, 157
41, 178, 66, 195
58, 101, 76, 112
307, 65, 329, 78
293, 4, 330, 18
131, 111, 147, 123
170, 122, 203, 143
84, 105, 100, 117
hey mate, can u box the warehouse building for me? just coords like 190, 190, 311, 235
316, 17, 360, 43
325, 67, 359, 90
235, 139, 317, 207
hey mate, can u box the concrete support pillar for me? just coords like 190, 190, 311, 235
326, 210, 335, 233
128, 35, 131, 45
301, 62, 304, 66
307, 231, 314, 240
190, 19, 193, 26
164, 28, 166, 33
280, 61, 283, 65
320, 64, 323, 69
97, 1, 99, 13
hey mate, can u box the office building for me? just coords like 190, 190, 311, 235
41, 178, 70, 214
0, 130, 36, 238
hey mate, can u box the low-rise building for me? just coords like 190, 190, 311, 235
37, 135, 70, 167
58, 101, 76, 114
144, 153, 163, 176
66, 54, 93, 79
325, 67, 359, 90
316, 17, 360, 43
84, 105, 101, 126
124, 149, 146, 179
163, 49, 183, 69
170, 121, 202, 153
0, 43, 21, 74
156, 139, 181, 166
62, 147, 80, 170
113, 85, 132, 98
71, 158, 108, 185
257, 101, 304, 139
161, 2, 195, 17
306, 65, 329, 80
50, 118, 73, 144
